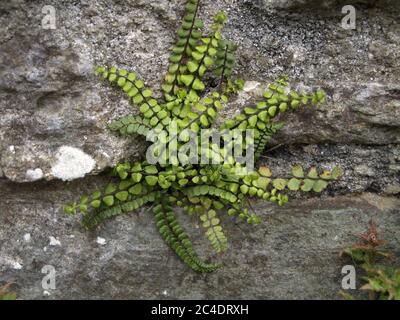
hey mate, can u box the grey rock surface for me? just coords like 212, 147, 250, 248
0, 0, 399, 181
0, 0, 399, 300
1, 177, 399, 299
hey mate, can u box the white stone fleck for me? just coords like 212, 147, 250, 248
49, 236, 61, 246
5, 258, 23, 270
23, 233, 31, 242
26, 168, 43, 181
9, 145, 15, 152
43, 290, 51, 296
101, 151, 110, 159
51, 146, 96, 181
0, 257, 22, 270
96, 237, 106, 245
354, 164, 375, 177
162, 290, 168, 296
243, 80, 260, 92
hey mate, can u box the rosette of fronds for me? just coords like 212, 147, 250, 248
65, 0, 342, 272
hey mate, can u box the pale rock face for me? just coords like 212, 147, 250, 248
50, 146, 96, 181
242, 80, 261, 92
48, 236, 61, 246
96, 237, 106, 245
23, 233, 31, 242
0, 0, 399, 300
12, 261, 23, 270
0, 0, 399, 183
43, 290, 51, 296
0, 257, 23, 270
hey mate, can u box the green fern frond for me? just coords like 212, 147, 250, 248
220, 76, 326, 162
95, 66, 171, 128
82, 191, 159, 230
184, 185, 238, 203
174, 11, 228, 96
200, 209, 228, 253
253, 122, 284, 161
108, 115, 152, 136
221, 78, 326, 131
163, 0, 203, 98
214, 39, 237, 86
173, 91, 228, 130
153, 202, 221, 272
223, 78, 245, 95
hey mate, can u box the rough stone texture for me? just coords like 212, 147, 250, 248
1, 177, 399, 299
0, 0, 399, 299
1, 0, 399, 181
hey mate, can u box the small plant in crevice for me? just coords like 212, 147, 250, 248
64, 0, 342, 272
0, 283, 17, 300
340, 220, 400, 300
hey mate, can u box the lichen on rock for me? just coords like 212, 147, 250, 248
50, 146, 96, 181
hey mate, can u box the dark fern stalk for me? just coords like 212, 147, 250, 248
64, 0, 342, 272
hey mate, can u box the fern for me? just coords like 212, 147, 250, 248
64, 0, 342, 273
108, 115, 152, 136
200, 209, 227, 253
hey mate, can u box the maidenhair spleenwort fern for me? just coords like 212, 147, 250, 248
64, 0, 342, 273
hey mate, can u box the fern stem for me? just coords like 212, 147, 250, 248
217, 44, 229, 89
